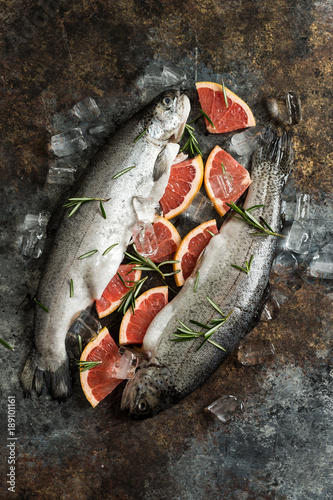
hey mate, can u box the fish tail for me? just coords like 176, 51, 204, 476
21, 348, 72, 402
256, 126, 294, 181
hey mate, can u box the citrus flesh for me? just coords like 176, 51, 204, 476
80, 327, 123, 407
149, 216, 181, 263
173, 220, 218, 286
95, 265, 141, 319
196, 82, 256, 133
159, 155, 204, 219
204, 145, 251, 217
119, 286, 168, 345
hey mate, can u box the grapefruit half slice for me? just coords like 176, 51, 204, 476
119, 286, 168, 345
204, 146, 251, 217
95, 265, 142, 319
80, 327, 123, 407
196, 81, 256, 133
160, 155, 204, 219
173, 220, 218, 286
150, 216, 181, 263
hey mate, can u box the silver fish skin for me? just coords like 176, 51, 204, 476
21, 90, 190, 402
121, 128, 293, 419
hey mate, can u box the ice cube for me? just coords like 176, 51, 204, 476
50, 128, 88, 157
230, 127, 262, 157
295, 193, 311, 221
132, 220, 158, 258
285, 220, 311, 254
67, 309, 102, 346
183, 191, 216, 223
161, 63, 187, 86
238, 339, 275, 366
71, 97, 100, 122
272, 251, 298, 276
216, 172, 234, 197
143, 65, 163, 86
21, 212, 50, 258
267, 91, 302, 125
110, 347, 138, 380
88, 123, 109, 136
308, 253, 333, 279
260, 297, 280, 321
47, 164, 77, 185
206, 395, 244, 423
281, 200, 296, 222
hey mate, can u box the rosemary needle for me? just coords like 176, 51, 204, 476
231, 254, 254, 275
221, 79, 229, 108
111, 166, 136, 180
34, 298, 49, 313
78, 249, 98, 260
0, 338, 14, 350
70, 278, 74, 298
103, 243, 119, 256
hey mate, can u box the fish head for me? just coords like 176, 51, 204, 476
121, 361, 177, 419
147, 90, 190, 143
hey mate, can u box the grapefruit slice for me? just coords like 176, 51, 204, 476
80, 327, 123, 407
204, 146, 252, 217
159, 155, 204, 219
173, 220, 218, 286
196, 81, 256, 133
95, 265, 142, 319
119, 286, 168, 345
150, 216, 181, 263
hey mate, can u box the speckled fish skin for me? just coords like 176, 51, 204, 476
121, 128, 293, 419
21, 90, 190, 402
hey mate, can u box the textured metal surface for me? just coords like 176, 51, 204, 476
0, 1, 332, 499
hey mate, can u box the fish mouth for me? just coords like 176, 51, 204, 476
172, 94, 190, 143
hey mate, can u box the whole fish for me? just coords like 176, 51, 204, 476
121, 128, 293, 418
21, 90, 190, 401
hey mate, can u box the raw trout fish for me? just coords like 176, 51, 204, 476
121, 128, 293, 419
21, 91, 190, 401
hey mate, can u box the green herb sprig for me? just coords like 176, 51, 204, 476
34, 298, 49, 313
226, 202, 283, 237
63, 197, 111, 218
111, 166, 136, 180
180, 124, 203, 157
231, 254, 254, 275
125, 245, 180, 280
78, 249, 98, 260
77, 360, 102, 372
221, 79, 229, 108
171, 296, 231, 351
117, 275, 148, 315
102, 243, 119, 256
134, 128, 147, 142
0, 338, 14, 350
70, 278, 74, 297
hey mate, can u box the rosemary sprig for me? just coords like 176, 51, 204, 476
226, 202, 283, 237
125, 245, 180, 279
111, 166, 136, 180
78, 249, 98, 260
194, 271, 200, 292
0, 338, 14, 350
118, 276, 148, 315
180, 124, 203, 157
70, 278, 74, 298
171, 296, 231, 351
221, 79, 229, 107
77, 360, 102, 372
134, 128, 147, 142
205, 229, 216, 237
64, 197, 111, 218
221, 161, 226, 174
231, 254, 254, 275
102, 243, 119, 256
34, 298, 49, 313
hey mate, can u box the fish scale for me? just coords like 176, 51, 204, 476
121, 128, 293, 418
21, 91, 190, 402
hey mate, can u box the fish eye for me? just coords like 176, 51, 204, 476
138, 400, 149, 412
162, 96, 173, 108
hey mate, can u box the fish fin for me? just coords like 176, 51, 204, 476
257, 127, 294, 182
21, 349, 72, 402
153, 143, 180, 182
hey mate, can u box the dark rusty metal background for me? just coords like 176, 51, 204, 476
1, 1, 332, 499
